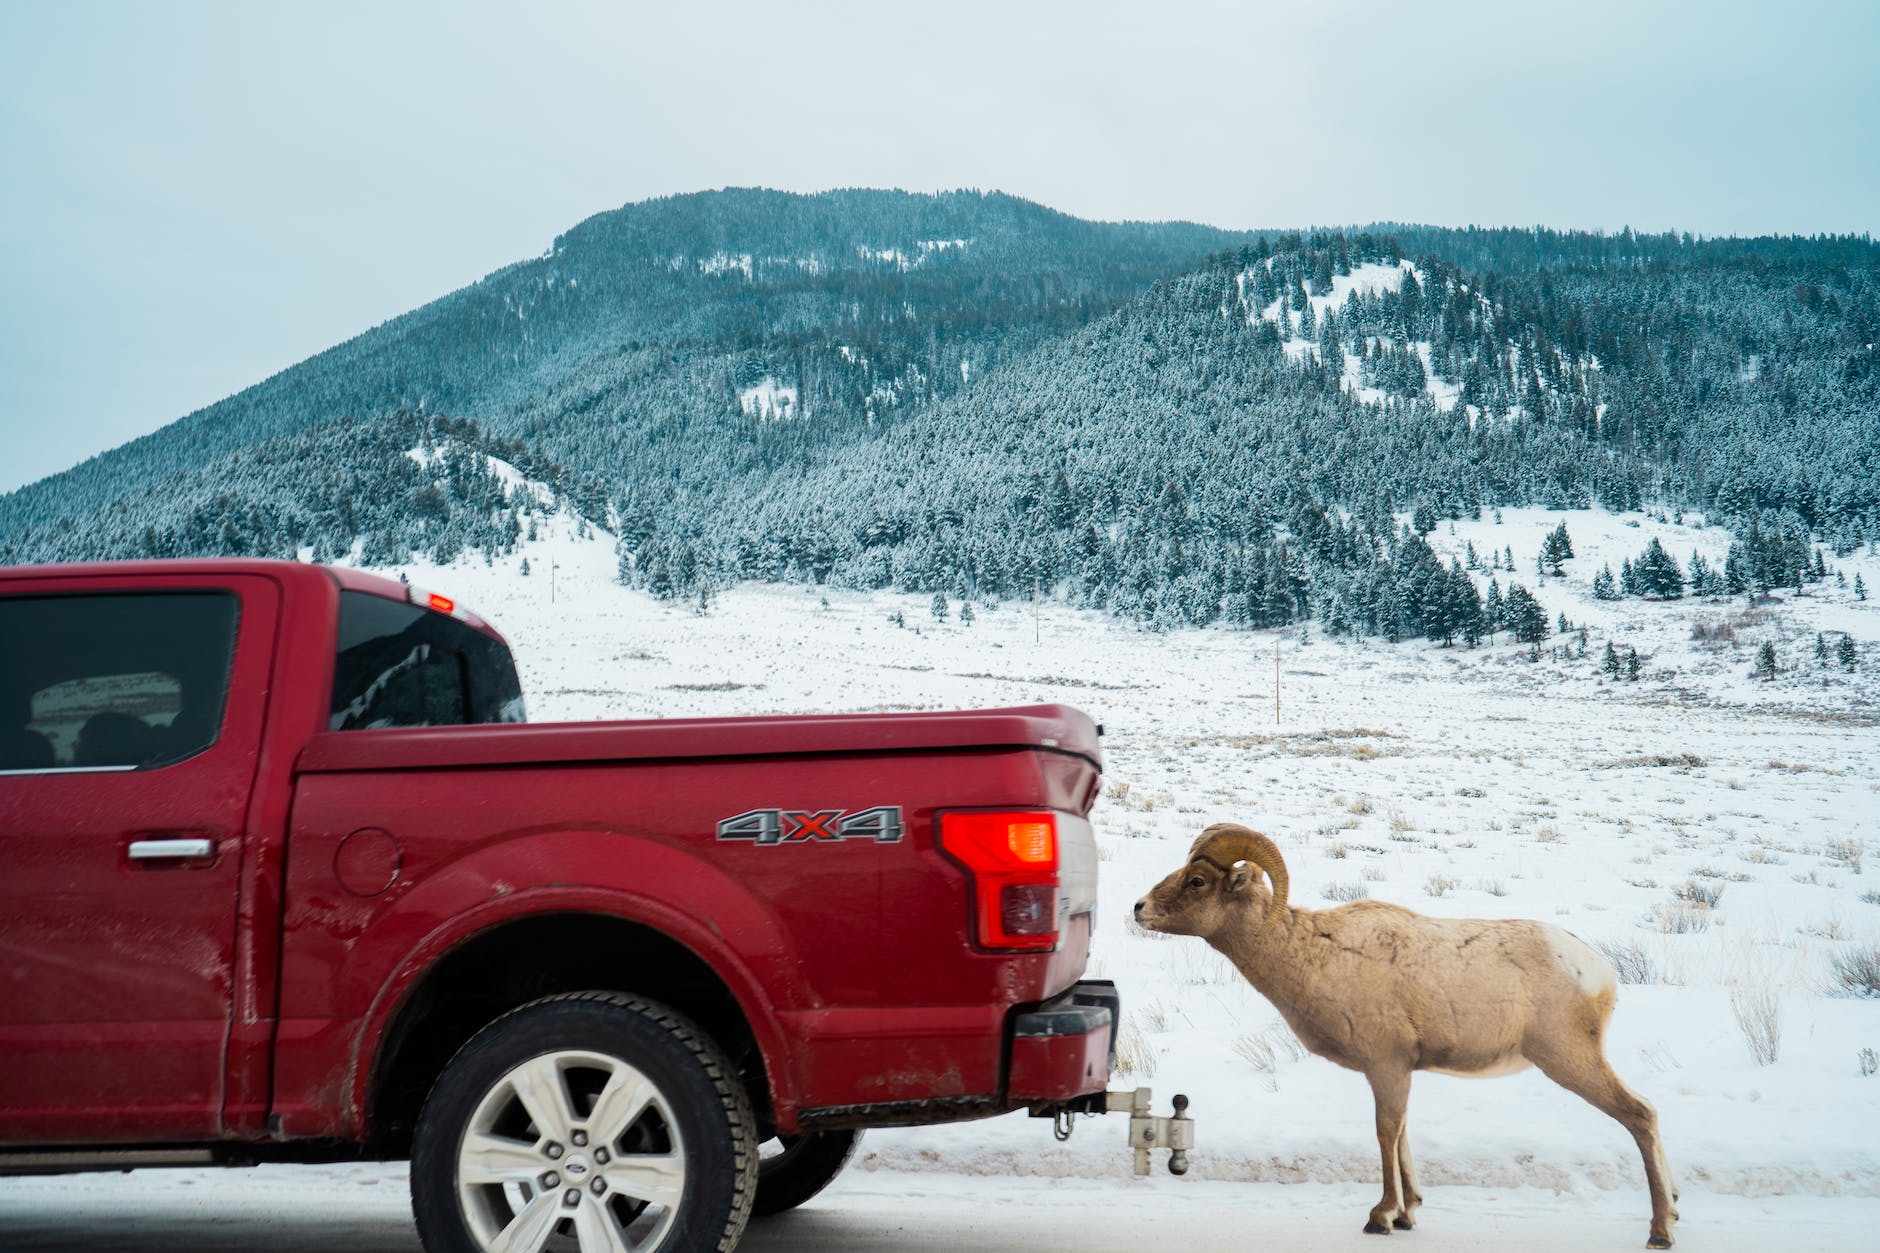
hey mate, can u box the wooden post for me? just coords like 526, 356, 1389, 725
1274, 636, 1281, 728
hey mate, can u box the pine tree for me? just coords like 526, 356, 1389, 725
1688, 551, 1715, 596
1540, 521, 1573, 574
1484, 577, 1504, 636
1754, 641, 1777, 681
931, 592, 949, 622
1592, 565, 1618, 600
1635, 537, 1685, 599
960, 601, 976, 626
1602, 641, 1622, 678
1837, 633, 1858, 671
1857, 573, 1868, 601
1814, 632, 1829, 664
1626, 647, 1641, 681
1504, 583, 1549, 644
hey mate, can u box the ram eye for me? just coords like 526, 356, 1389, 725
1186, 876, 1207, 890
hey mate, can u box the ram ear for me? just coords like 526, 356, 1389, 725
1226, 862, 1254, 892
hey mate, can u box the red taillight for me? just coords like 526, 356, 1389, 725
938, 811, 1061, 951
426, 593, 456, 613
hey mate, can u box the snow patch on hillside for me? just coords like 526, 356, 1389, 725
698, 252, 754, 278
739, 378, 799, 422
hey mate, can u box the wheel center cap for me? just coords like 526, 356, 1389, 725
565, 1157, 591, 1177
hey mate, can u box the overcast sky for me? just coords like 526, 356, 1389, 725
3, 0, 1877, 493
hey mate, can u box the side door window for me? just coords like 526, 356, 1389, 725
2, 592, 238, 772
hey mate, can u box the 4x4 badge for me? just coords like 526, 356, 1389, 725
717, 806, 905, 846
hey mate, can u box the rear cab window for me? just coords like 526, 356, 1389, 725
329, 590, 525, 730
0, 592, 240, 772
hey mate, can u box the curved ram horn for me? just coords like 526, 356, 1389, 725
1189, 823, 1289, 924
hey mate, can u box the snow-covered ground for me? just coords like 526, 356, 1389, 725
6, 498, 1876, 1248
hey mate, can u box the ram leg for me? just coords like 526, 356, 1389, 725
1393, 1124, 1422, 1229
1363, 1069, 1412, 1235
1533, 1051, 1676, 1249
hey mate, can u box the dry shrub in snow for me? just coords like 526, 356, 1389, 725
1424, 874, 1461, 897
1113, 1015, 1157, 1078
1860, 1048, 1878, 1078
1653, 899, 1712, 934
1595, 938, 1660, 985
1674, 879, 1725, 909
1233, 1022, 1308, 1091
1323, 879, 1370, 902
1824, 837, 1865, 873
1830, 943, 1880, 999
1730, 983, 1783, 1066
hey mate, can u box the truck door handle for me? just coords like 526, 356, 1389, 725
128, 838, 216, 861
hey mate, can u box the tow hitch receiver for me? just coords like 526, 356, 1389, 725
1112, 1087, 1194, 1176
1042, 1087, 1195, 1176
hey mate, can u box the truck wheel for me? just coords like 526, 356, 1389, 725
751, 1129, 862, 1217
411, 992, 758, 1253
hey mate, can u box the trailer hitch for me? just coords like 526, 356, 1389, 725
1111, 1087, 1193, 1176
1040, 1087, 1194, 1176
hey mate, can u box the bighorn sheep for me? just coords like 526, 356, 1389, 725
1135, 823, 1678, 1249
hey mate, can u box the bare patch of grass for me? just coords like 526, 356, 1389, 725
1325, 841, 1351, 860
1478, 878, 1508, 896
1860, 889, 1880, 906
1674, 880, 1726, 909
1535, 823, 1564, 844
1595, 752, 1708, 770
1347, 795, 1374, 816
1323, 880, 1370, 903
1359, 863, 1387, 882
1424, 874, 1462, 898
1801, 917, 1852, 941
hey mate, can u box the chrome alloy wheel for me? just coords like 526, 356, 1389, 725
456, 1049, 686, 1253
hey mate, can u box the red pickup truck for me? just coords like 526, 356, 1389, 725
0, 558, 1129, 1253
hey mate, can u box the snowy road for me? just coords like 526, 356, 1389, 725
1, 1164, 1875, 1252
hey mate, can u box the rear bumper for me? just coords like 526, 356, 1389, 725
1007, 980, 1117, 1106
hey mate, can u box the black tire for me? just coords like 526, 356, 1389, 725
411, 991, 758, 1253
751, 1129, 862, 1217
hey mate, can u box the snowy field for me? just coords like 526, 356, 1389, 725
6, 501, 1877, 1249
